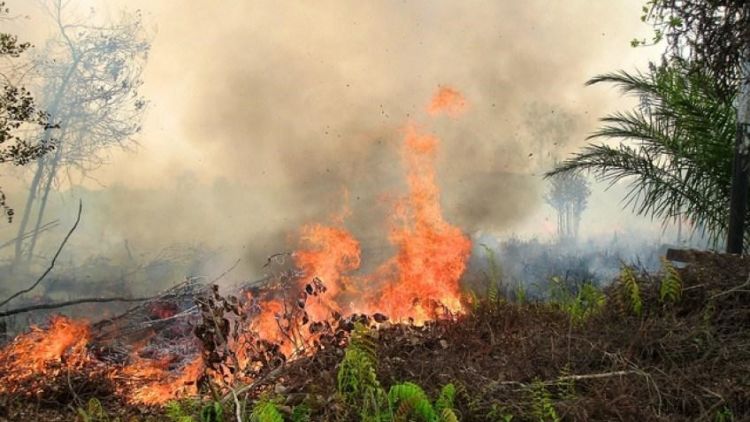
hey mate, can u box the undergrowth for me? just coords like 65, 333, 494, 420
337, 322, 461, 421
62, 254, 748, 421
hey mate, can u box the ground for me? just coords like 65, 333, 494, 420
1, 251, 748, 421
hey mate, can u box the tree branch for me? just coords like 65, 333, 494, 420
0, 296, 150, 318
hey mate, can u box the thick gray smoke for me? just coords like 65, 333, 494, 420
0, 1, 658, 282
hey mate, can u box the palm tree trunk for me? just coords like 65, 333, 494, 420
726, 53, 750, 254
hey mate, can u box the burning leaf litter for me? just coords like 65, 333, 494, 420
0, 87, 474, 407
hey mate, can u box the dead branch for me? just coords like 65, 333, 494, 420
263, 252, 291, 268
0, 200, 82, 308
0, 220, 60, 251
490, 369, 642, 388
231, 388, 243, 422
0, 296, 150, 318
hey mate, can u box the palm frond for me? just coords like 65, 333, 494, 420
548, 62, 738, 246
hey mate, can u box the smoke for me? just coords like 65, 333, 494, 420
1, 0, 658, 278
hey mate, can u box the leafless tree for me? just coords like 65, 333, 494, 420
11, 1, 150, 273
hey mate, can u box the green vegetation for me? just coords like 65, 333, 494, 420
619, 266, 643, 316
528, 379, 560, 422
548, 62, 736, 246
659, 257, 682, 304
249, 397, 283, 422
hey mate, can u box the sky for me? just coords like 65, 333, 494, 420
1, 1, 669, 273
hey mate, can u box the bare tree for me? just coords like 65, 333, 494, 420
11, 1, 149, 273
545, 172, 590, 242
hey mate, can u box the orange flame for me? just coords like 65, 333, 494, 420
0, 86, 473, 405
374, 124, 471, 321
0, 315, 90, 394
115, 354, 203, 405
294, 223, 360, 320
294, 87, 472, 323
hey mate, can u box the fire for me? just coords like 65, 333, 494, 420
294, 86, 472, 323
0, 86, 473, 406
373, 124, 471, 321
0, 315, 90, 394
294, 223, 361, 320
115, 354, 203, 405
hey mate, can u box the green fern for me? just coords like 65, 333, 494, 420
468, 289, 481, 312
620, 266, 643, 316
388, 382, 437, 421
249, 398, 283, 422
439, 407, 459, 422
487, 404, 514, 422
715, 405, 735, 422
200, 401, 224, 422
337, 324, 461, 422
481, 243, 503, 302
434, 383, 456, 414
387, 382, 460, 422
513, 281, 527, 305
529, 379, 560, 422
165, 400, 201, 422
659, 257, 682, 303
571, 283, 606, 323
550, 279, 605, 323
337, 323, 388, 421
557, 365, 577, 402
290, 403, 312, 422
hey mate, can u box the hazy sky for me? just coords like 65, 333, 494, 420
2, 1, 664, 269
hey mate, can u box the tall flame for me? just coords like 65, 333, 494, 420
373, 123, 471, 321
0, 86, 473, 406
294, 86, 472, 323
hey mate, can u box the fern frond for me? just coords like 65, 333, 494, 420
620, 266, 643, 316
481, 243, 503, 302
528, 379, 560, 422
290, 403, 311, 422
659, 257, 682, 303
439, 408, 460, 422
165, 400, 197, 422
200, 401, 224, 422
557, 365, 577, 401
250, 399, 283, 422
434, 383, 456, 414
388, 382, 436, 421
338, 323, 388, 420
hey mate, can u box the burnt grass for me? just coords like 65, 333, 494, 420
1, 251, 749, 421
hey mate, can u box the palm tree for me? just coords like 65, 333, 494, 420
545, 172, 590, 242
547, 62, 738, 247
